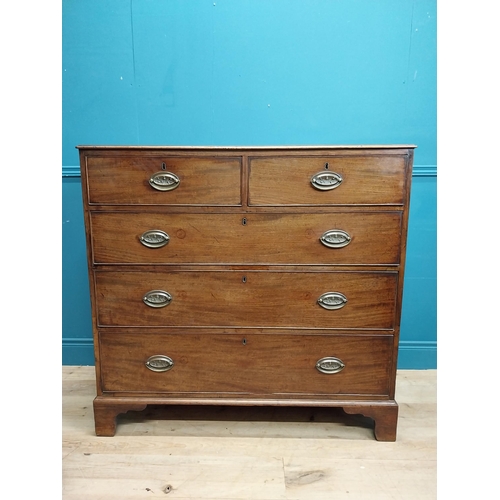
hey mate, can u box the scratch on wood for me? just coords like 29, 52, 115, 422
285, 469, 326, 487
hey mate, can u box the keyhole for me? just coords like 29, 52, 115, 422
242, 217, 247, 226
162, 162, 166, 170
242, 338, 247, 345
242, 276, 247, 283
325, 162, 329, 170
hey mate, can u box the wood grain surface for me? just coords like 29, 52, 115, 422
94, 270, 398, 329
90, 211, 402, 265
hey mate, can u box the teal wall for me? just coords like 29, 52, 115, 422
62, 0, 436, 368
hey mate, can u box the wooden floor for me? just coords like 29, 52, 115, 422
62, 367, 436, 499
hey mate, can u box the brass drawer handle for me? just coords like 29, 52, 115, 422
320, 229, 351, 249
143, 290, 172, 308
311, 171, 343, 191
149, 171, 180, 191
145, 355, 174, 372
316, 357, 345, 374
140, 229, 170, 248
317, 292, 348, 310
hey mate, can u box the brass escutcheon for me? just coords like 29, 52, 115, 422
145, 355, 174, 372
317, 292, 348, 310
320, 229, 351, 249
143, 290, 172, 308
315, 356, 345, 374
311, 170, 343, 191
149, 171, 180, 191
140, 229, 170, 248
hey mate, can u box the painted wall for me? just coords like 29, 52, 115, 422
62, 0, 436, 368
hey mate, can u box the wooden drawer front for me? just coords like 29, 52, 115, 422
85, 156, 242, 205
95, 271, 397, 329
249, 155, 407, 206
90, 211, 402, 265
99, 332, 393, 396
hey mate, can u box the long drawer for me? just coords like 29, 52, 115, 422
99, 331, 393, 396
90, 211, 402, 265
95, 270, 398, 329
85, 155, 242, 205
248, 155, 408, 205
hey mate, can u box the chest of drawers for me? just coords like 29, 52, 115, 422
78, 145, 414, 440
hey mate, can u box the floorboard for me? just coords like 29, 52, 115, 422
62, 367, 436, 499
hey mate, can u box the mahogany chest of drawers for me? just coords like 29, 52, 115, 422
78, 145, 414, 440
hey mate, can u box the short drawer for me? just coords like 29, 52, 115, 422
85, 155, 242, 205
95, 270, 398, 329
90, 211, 402, 265
99, 331, 393, 396
248, 155, 408, 205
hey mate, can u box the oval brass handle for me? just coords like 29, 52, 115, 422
320, 229, 351, 249
145, 355, 174, 372
311, 171, 343, 191
316, 357, 345, 374
140, 230, 170, 248
143, 290, 172, 308
317, 292, 348, 310
149, 171, 180, 191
